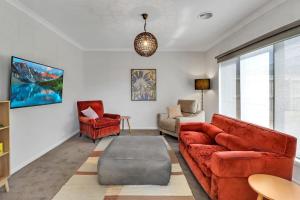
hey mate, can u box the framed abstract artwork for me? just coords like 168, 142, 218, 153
131, 69, 156, 101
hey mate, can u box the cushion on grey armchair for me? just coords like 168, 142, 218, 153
177, 99, 197, 114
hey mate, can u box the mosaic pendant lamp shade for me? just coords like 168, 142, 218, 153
134, 13, 158, 57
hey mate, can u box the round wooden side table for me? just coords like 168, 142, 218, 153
121, 116, 131, 134
248, 174, 300, 200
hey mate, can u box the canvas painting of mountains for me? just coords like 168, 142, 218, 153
10, 57, 64, 108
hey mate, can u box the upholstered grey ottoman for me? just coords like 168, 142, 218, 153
98, 136, 171, 185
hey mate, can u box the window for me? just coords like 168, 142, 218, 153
219, 35, 300, 158
219, 59, 237, 118
274, 36, 300, 157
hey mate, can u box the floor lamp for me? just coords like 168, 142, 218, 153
195, 79, 210, 111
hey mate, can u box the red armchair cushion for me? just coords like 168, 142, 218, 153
93, 117, 120, 129
79, 116, 95, 125
215, 133, 252, 151
188, 144, 228, 177
180, 131, 212, 147
103, 113, 120, 120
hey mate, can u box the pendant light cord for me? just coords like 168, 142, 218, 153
144, 19, 147, 32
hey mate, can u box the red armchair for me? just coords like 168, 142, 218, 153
77, 100, 120, 142
179, 114, 297, 200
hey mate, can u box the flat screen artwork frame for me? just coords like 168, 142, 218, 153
10, 56, 64, 109
131, 69, 157, 101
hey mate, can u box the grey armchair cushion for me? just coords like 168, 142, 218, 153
178, 99, 197, 114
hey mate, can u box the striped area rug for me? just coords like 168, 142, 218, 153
52, 136, 195, 200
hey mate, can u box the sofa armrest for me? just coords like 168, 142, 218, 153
103, 113, 120, 120
177, 111, 205, 123
157, 113, 168, 126
158, 113, 168, 120
179, 122, 206, 132
175, 111, 205, 132
211, 151, 294, 178
79, 116, 95, 125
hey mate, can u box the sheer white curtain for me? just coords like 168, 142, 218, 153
240, 47, 272, 128
219, 59, 237, 118
274, 36, 300, 158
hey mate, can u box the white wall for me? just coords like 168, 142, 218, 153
0, 1, 83, 173
82, 51, 206, 129
204, 0, 300, 183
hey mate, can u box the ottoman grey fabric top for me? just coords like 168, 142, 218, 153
98, 136, 171, 185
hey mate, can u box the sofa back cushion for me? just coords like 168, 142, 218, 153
215, 133, 251, 151
178, 99, 197, 114
201, 123, 224, 139
211, 114, 297, 157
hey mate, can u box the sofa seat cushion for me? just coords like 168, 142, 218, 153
93, 117, 120, 129
180, 131, 212, 147
188, 144, 228, 177
159, 118, 176, 132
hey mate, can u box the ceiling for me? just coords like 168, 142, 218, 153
11, 0, 283, 51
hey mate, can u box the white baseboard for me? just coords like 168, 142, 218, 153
11, 130, 79, 174
293, 159, 300, 184
127, 127, 158, 130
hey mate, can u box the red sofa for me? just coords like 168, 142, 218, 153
179, 114, 297, 200
77, 100, 120, 142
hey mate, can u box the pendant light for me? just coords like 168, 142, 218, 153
134, 13, 158, 57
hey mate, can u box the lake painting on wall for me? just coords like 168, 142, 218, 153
131, 69, 156, 101
10, 57, 64, 109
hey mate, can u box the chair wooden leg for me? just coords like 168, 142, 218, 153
257, 194, 263, 200
160, 131, 163, 135
4, 180, 9, 192
126, 119, 131, 134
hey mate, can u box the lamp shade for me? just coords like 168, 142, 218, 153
134, 32, 158, 57
195, 79, 210, 90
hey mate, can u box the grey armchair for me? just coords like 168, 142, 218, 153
157, 99, 205, 138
